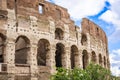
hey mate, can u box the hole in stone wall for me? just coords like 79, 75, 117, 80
96, 27, 99, 36
104, 56, 106, 67
99, 54, 102, 66
39, 4, 44, 14
0, 37, 3, 62
37, 39, 50, 66
71, 45, 79, 69
0, 33, 6, 63
82, 50, 89, 69
55, 28, 64, 40
15, 36, 30, 64
81, 34, 87, 46
55, 43, 64, 67
91, 51, 96, 63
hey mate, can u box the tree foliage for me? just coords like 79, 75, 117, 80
51, 63, 119, 80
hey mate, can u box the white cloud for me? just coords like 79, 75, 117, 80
46, 0, 106, 20
110, 49, 120, 76
99, 10, 118, 24
111, 66, 120, 76
99, 0, 120, 43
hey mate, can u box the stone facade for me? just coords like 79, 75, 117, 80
0, 0, 110, 80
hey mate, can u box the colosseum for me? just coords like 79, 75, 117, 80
0, 0, 110, 80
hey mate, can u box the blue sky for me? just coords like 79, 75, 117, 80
46, 0, 120, 76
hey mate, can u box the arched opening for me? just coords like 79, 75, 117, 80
71, 45, 78, 69
81, 34, 87, 46
37, 39, 50, 66
99, 54, 102, 66
55, 28, 64, 40
15, 36, 30, 64
0, 33, 6, 63
91, 51, 96, 63
55, 43, 64, 67
82, 50, 89, 69
104, 56, 106, 68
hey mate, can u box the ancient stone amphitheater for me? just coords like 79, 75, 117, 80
0, 0, 110, 80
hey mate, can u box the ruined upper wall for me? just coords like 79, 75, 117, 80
81, 18, 108, 46
7, 0, 70, 20
1, 0, 108, 45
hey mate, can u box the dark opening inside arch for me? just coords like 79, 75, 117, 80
15, 36, 30, 64
55, 28, 64, 40
99, 54, 102, 66
55, 43, 64, 67
82, 50, 88, 69
104, 56, 106, 67
81, 34, 87, 45
91, 51, 96, 63
37, 39, 50, 66
71, 45, 78, 69
0, 33, 6, 63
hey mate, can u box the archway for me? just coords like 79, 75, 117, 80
55, 28, 64, 40
104, 56, 106, 68
37, 39, 50, 66
0, 33, 6, 63
99, 54, 102, 66
81, 33, 87, 46
82, 50, 89, 69
91, 51, 97, 63
15, 36, 30, 64
55, 43, 65, 67
71, 45, 79, 69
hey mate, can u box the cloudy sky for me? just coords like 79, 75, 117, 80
46, 0, 120, 76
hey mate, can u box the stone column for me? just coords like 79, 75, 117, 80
101, 57, 104, 67
29, 43, 38, 80
79, 50, 83, 69
4, 39, 15, 80
74, 51, 81, 68
61, 46, 70, 69
49, 45, 56, 74
64, 24, 69, 41
88, 52, 91, 63
65, 48, 70, 69
95, 54, 99, 65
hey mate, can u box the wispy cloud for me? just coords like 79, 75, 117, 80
46, 0, 106, 20
110, 49, 120, 76
99, 0, 120, 43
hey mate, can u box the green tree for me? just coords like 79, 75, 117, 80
51, 63, 115, 80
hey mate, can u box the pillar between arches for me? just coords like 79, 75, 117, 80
49, 46, 56, 74
29, 43, 38, 79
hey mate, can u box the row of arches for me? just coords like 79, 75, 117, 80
55, 28, 88, 46
0, 33, 108, 69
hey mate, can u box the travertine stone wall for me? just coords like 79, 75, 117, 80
0, 0, 110, 80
